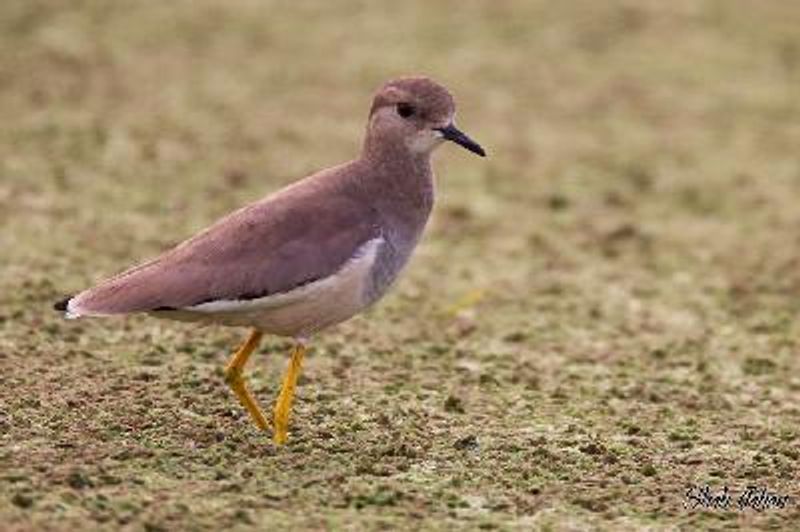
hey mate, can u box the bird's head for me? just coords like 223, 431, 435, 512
365, 76, 485, 159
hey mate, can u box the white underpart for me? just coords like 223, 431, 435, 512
162, 236, 385, 337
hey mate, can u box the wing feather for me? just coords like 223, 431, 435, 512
67, 171, 378, 316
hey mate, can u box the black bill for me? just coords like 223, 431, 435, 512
435, 124, 486, 157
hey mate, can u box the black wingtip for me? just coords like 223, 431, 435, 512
53, 296, 71, 312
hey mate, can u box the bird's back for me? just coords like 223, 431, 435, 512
65, 161, 381, 317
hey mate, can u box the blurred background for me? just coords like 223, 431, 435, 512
2, 1, 799, 529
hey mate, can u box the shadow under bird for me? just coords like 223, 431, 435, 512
54, 76, 486, 444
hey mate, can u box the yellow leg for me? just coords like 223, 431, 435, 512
224, 329, 268, 431
272, 342, 306, 445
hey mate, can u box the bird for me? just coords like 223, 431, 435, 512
54, 76, 486, 444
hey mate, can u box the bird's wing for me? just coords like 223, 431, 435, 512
67, 182, 379, 316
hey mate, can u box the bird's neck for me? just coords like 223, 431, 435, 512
358, 146, 435, 216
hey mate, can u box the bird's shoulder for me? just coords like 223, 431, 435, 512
171, 162, 379, 262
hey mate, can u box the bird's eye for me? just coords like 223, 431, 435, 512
396, 103, 415, 118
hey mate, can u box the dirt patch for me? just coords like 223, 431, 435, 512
2, 1, 800, 529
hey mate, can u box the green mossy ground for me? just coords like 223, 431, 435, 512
2, 1, 800, 529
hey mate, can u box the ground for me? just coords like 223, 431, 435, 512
2, 1, 800, 530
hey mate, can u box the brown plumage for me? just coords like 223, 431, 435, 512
54, 76, 485, 444
67, 163, 380, 316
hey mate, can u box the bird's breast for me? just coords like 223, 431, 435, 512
363, 217, 428, 306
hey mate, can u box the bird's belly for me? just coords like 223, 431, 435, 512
244, 271, 372, 336
155, 237, 385, 338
